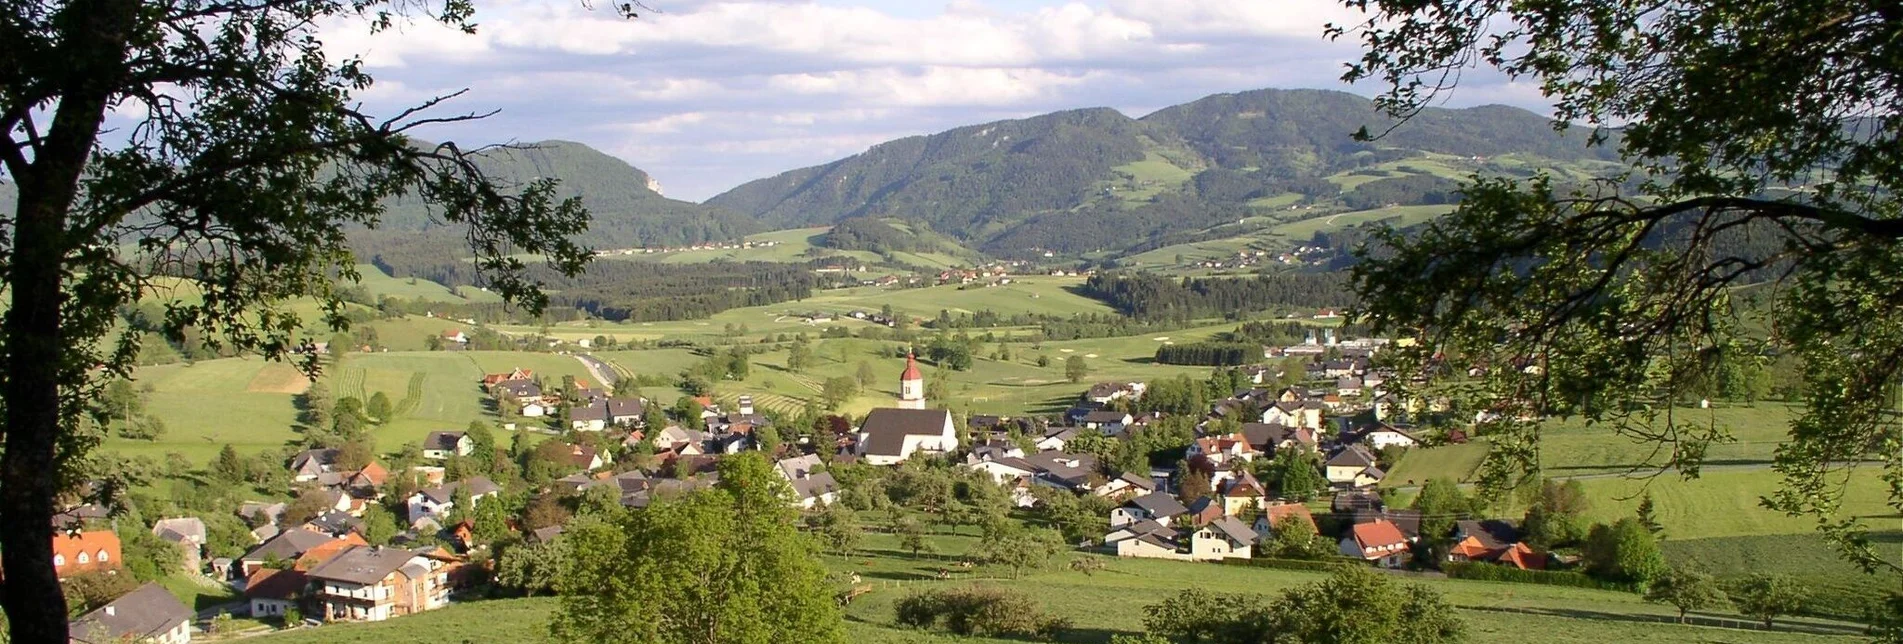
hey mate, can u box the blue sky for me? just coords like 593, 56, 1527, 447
322, 0, 1543, 201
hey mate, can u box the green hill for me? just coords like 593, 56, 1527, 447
707, 88, 1622, 257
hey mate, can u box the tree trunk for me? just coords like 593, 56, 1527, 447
0, 1, 136, 639
2, 172, 78, 644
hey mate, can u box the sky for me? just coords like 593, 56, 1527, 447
322, 0, 1545, 201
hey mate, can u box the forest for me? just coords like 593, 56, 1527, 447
1081, 271, 1358, 321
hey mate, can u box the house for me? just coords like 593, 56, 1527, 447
1105, 520, 1187, 560
1340, 519, 1411, 568
784, 462, 840, 510
342, 462, 389, 499
1251, 503, 1319, 541
1085, 381, 1146, 404
1356, 424, 1422, 450
1110, 492, 1189, 529
566, 400, 609, 432
304, 510, 361, 538
151, 517, 207, 574
1035, 426, 1079, 451
1183, 497, 1225, 527
1191, 516, 1257, 561
492, 379, 541, 401
69, 582, 193, 644
244, 567, 308, 619
421, 432, 472, 460
1448, 519, 1546, 570
481, 368, 532, 388
1325, 446, 1382, 486
1091, 471, 1156, 499
1218, 471, 1266, 516
1186, 434, 1257, 466
289, 448, 339, 482
53, 530, 122, 578
965, 456, 1038, 486
1260, 401, 1324, 431
1239, 423, 1316, 454
606, 397, 646, 426
856, 408, 957, 465
406, 477, 500, 526
1023, 451, 1100, 492
239, 528, 358, 578
237, 501, 286, 527
441, 329, 469, 346
1336, 376, 1363, 397
307, 545, 451, 622
1080, 410, 1134, 433
563, 444, 609, 472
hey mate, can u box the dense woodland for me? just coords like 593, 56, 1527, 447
1082, 272, 1358, 321
817, 217, 925, 253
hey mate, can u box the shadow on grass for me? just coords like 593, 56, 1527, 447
1469, 605, 1866, 636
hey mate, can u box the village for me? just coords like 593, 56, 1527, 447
46, 327, 1600, 643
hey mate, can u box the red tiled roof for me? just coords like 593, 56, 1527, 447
1262, 503, 1317, 533
1350, 520, 1408, 552
244, 568, 308, 600
53, 531, 122, 576
901, 351, 922, 381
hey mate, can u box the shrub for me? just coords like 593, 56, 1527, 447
1219, 557, 1355, 572
893, 586, 1066, 640
1443, 561, 1635, 591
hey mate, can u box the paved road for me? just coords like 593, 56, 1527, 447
574, 354, 618, 388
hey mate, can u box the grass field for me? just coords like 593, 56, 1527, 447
1663, 532, 1901, 622
351, 264, 502, 304
252, 531, 1863, 644
107, 358, 307, 464
1540, 405, 1796, 475
1384, 440, 1492, 487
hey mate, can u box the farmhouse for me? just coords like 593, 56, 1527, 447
1190, 516, 1257, 561
1324, 446, 1383, 487
1340, 519, 1410, 568
52, 530, 122, 578
306, 545, 451, 622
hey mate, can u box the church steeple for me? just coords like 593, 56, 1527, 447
897, 349, 925, 409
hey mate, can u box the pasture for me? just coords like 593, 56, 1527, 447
251, 530, 1864, 644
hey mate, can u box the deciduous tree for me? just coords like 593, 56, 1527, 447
1644, 568, 1729, 622
1733, 573, 1805, 629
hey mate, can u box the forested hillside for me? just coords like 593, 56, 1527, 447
352, 140, 760, 276
709, 88, 1622, 257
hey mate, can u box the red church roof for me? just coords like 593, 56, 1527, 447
901, 351, 922, 381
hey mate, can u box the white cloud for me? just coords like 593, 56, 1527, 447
317, 0, 1542, 201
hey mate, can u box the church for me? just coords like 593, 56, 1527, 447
855, 351, 955, 465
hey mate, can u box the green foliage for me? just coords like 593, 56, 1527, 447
893, 586, 1069, 639
1140, 588, 1274, 644
1064, 355, 1089, 384
213, 445, 246, 484
1730, 573, 1805, 629
1265, 515, 1332, 560
1272, 566, 1463, 644
1411, 478, 1473, 546
1583, 518, 1667, 588
359, 505, 400, 546
1643, 568, 1729, 622
282, 488, 334, 528
118, 527, 182, 582
1522, 480, 1589, 548
367, 392, 394, 421
551, 453, 842, 644
973, 523, 1064, 578
806, 502, 861, 555
1442, 562, 1626, 590
496, 538, 566, 597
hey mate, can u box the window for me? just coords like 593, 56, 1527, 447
77, 552, 89, 565
97, 549, 110, 562
53, 554, 64, 567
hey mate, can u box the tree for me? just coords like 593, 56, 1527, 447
1644, 568, 1729, 623
1064, 355, 1089, 383
1338, 0, 1903, 589
334, 438, 375, 472
1272, 566, 1463, 644
497, 538, 566, 596
1582, 518, 1667, 587
1523, 480, 1590, 548
1636, 492, 1664, 536
973, 524, 1063, 578
821, 376, 859, 410
807, 502, 861, 555
366, 392, 394, 422
643, 401, 670, 430
1141, 588, 1274, 644
1177, 458, 1213, 504
552, 453, 844, 643
1733, 574, 1805, 629
855, 360, 877, 388
358, 505, 400, 546
1266, 515, 1328, 560
1411, 478, 1472, 549
213, 445, 246, 484
1275, 451, 1326, 502
787, 337, 813, 373
896, 516, 934, 559
671, 396, 704, 427
282, 488, 335, 527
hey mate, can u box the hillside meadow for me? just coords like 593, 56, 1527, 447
249, 534, 1864, 644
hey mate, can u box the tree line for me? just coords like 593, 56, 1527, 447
1082, 271, 1358, 320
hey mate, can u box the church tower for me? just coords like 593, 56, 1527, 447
897, 350, 926, 409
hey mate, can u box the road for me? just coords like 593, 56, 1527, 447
574, 354, 618, 388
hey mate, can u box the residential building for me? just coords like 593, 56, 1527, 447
405, 477, 500, 526
52, 530, 122, 578
1110, 492, 1189, 529
68, 582, 193, 644
1325, 446, 1383, 487
1191, 516, 1257, 561
421, 432, 472, 460
244, 568, 307, 619
151, 517, 206, 573
1339, 519, 1410, 568
306, 545, 451, 622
